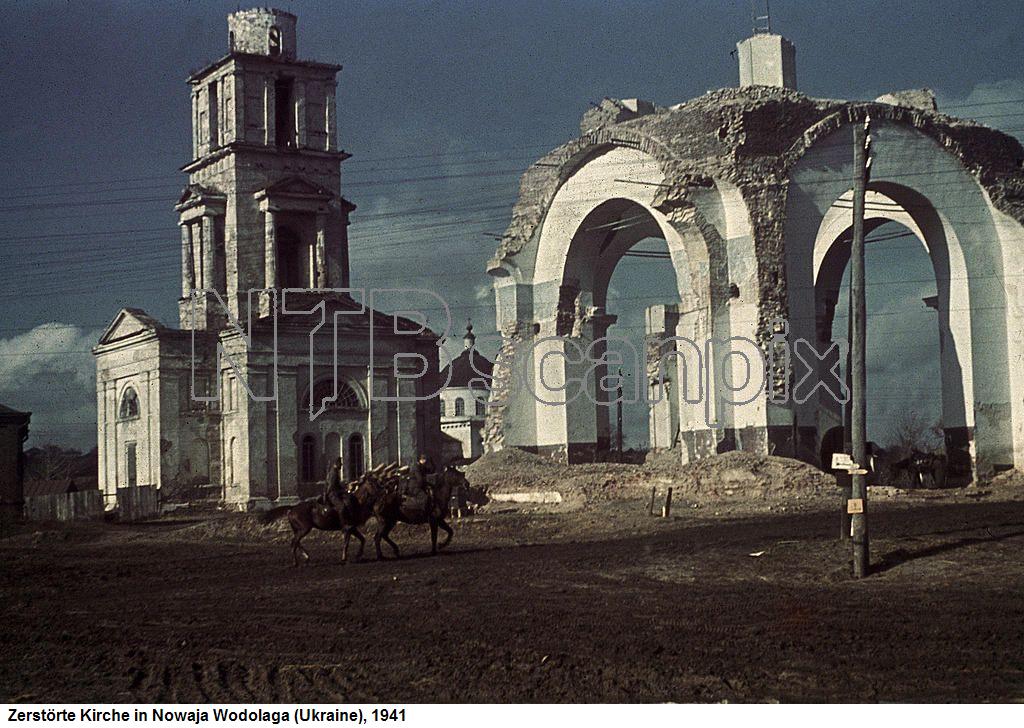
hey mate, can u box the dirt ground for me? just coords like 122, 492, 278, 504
2, 487, 1024, 703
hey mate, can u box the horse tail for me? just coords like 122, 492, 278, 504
260, 505, 292, 524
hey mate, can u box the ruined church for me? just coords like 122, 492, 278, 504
485, 30, 1024, 479
94, 9, 441, 508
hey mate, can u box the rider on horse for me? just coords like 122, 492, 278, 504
408, 453, 437, 496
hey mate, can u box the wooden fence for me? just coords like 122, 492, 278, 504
23, 490, 104, 522
116, 485, 160, 521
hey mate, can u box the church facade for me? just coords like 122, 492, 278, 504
94, 9, 442, 509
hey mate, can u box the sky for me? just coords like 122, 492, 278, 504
1, 0, 1022, 449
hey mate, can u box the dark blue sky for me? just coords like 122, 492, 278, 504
1, 0, 1022, 447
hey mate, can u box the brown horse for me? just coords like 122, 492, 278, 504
373, 465, 468, 559
261, 478, 381, 566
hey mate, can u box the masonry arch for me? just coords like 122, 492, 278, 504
518, 145, 721, 461
784, 118, 1024, 475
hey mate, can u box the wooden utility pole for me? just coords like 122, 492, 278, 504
840, 299, 853, 541
616, 368, 624, 461
850, 116, 872, 578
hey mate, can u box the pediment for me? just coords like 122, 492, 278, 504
98, 308, 165, 345
175, 183, 227, 213
260, 175, 334, 199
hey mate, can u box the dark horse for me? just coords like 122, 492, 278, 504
261, 481, 380, 566
890, 449, 948, 488
373, 465, 468, 560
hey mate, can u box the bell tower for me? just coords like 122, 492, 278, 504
176, 7, 355, 329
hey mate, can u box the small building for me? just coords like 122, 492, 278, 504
439, 323, 493, 462
0, 404, 30, 518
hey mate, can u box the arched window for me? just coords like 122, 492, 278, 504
454, 397, 465, 417
303, 379, 363, 412
475, 398, 486, 417
268, 26, 282, 56
347, 433, 364, 480
119, 387, 140, 420
300, 435, 316, 482
439, 399, 446, 417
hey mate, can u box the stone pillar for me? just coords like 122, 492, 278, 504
264, 76, 276, 147
181, 224, 194, 297
294, 80, 306, 148
315, 213, 327, 288
276, 369, 299, 502
201, 216, 216, 293
325, 83, 336, 152
232, 71, 245, 143
264, 209, 277, 289
192, 90, 200, 158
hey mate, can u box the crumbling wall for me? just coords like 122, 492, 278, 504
491, 85, 1024, 353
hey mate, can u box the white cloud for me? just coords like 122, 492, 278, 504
0, 323, 101, 450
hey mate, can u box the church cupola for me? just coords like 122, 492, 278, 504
463, 320, 476, 350
228, 8, 297, 59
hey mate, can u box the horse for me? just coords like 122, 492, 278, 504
890, 449, 947, 488
260, 474, 383, 566
372, 465, 469, 560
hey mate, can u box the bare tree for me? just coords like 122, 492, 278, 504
885, 410, 942, 457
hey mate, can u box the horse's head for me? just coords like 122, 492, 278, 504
464, 481, 490, 508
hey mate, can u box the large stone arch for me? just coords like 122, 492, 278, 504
783, 117, 1024, 476
488, 143, 772, 462
488, 88, 1024, 475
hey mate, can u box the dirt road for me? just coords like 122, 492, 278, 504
2, 498, 1023, 702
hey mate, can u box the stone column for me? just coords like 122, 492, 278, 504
201, 216, 216, 293
325, 83, 336, 152
181, 224, 194, 297
315, 213, 327, 288
264, 77, 276, 147
232, 71, 245, 143
264, 209, 277, 289
294, 80, 306, 148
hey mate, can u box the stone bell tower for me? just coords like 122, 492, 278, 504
176, 7, 356, 329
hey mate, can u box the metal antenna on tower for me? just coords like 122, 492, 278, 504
752, 0, 772, 34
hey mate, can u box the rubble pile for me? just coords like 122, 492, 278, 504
466, 447, 836, 505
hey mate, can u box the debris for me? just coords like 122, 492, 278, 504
748, 551, 766, 557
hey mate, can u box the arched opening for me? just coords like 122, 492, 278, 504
119, 387, 139, 420
347, 433, 364, 480
811, 185, 971, 483
300, 434, 316, 482
604, 234, 680, 454
825, 220, 942, 468
454, 397, 465, 417
550, 197, 699, 460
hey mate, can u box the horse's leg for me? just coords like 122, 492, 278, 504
342, 529, 351, 564
292, 523, 311, 567
352, 528, 366, 561
430, 518, 439, 555
380, 519, 400, 558
374, 520, 385, 561
438, 518, 454, 550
